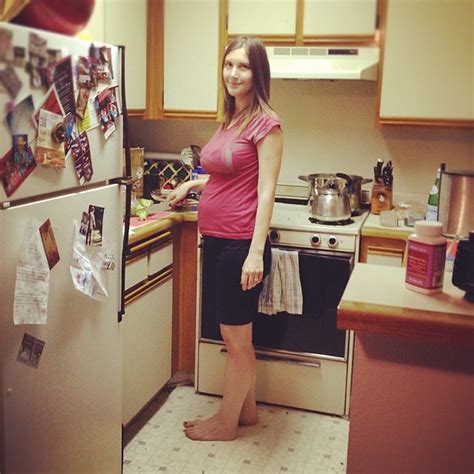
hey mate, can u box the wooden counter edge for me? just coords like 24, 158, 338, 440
361, 226, 412, 240
337, 300, 474, 348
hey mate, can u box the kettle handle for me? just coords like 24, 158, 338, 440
335, 173, 353, 187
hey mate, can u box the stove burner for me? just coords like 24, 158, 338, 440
308, 217, 354, 226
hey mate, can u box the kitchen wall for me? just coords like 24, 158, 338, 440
130, 80, 473, 201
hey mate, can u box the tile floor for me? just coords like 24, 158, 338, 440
123, 385, 349, 473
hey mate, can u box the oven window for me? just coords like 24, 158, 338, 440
200, 247, 353, 359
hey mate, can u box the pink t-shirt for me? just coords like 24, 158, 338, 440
198, 113, 281, 239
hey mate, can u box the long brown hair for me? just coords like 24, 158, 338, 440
221, 36, 274, 133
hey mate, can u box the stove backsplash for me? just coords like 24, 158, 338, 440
129, 81, 473, 204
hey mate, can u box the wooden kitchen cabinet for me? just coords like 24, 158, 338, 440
359, 235, 407, 267
377, 0, 474, 127
162, 0, 220, 118
303, 0, 377, 40
227, 0, 377, 43
82, 0, 148, 115
227, 0, 297, 40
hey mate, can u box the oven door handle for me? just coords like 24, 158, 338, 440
219, 348, 321, 369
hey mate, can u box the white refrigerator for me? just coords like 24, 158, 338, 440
0, 23, 127, 472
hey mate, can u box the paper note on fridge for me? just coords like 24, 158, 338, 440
13, 265, 50, 324
14, 221, 51, 324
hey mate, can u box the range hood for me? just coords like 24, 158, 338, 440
266, 46, 379, 81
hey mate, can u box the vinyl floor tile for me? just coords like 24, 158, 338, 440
125, 385, 349, 473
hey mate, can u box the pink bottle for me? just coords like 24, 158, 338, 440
405, 220, 447, 294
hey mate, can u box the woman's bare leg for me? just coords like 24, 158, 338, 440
184, 322, 256, 441
238, 351, 259, 425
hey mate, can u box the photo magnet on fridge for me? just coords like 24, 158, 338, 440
86, 204, 104, 246
0, 64, 22, 99
17, 333, 46, 368
39, 218, 60, 270
0, 26, 13, 62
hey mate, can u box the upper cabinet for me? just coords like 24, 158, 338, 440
228, 0, 297, 39
378, 0, 474, 127
227, 0, 378, 43
163, 0, 220, 117
303, 0, 377, 39
81, 0, 148, 114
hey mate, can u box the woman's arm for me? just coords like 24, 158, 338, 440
241, 127, 283, 291
166, 176, 209, 208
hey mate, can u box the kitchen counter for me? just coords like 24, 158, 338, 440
128, 208, 197, 246
338, 263, 474, 347
361, 213, 413, 239
339, 263, 474, 473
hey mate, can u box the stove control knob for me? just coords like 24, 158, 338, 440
328, 235, 338, 248
269, 229, 280, 242
311, 234, 321, 246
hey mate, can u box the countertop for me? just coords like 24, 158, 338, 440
338, 263, 474, 347
128, 205, 197, 245
361, 213, 414, 239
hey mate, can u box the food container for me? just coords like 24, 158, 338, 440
438, 169, 474, 238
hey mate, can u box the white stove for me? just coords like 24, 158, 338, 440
270, 201, 369, 254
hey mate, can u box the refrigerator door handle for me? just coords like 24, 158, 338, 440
119, 44, 132, 324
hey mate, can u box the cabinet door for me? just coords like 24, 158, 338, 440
80, 0, 105, 42
379, 0, 474, 125
104, 0, 148, 112
303, 0, 377, 37
122, 278, 173, 425
163, 0, 219, 113
228, 0, 297, 37
360, 236, 406, 267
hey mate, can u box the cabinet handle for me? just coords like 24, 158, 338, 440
124, 266, 172, 305
219, 348, 321, 369
128, 231, 172, 255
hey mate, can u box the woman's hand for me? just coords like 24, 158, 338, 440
241, 252, 264, 291
166, 183, 191, 209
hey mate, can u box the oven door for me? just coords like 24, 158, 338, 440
200, 245, 353, 360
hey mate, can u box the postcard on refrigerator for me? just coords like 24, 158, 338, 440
39, 218, 60, 270
35, 109, 66, 167
53, 55, 75, 115
1, 146, 36, 197
95, 86, 118, 140
33, 84, 65, 125
6, 94, 35, 135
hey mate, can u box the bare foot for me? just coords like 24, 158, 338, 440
184, 414, 238, 441
238, 411, 259, 426
184, 414, 258, 428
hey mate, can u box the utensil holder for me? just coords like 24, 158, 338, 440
371, 183, 393, 214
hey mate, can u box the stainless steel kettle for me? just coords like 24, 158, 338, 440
298, 173, 352, 222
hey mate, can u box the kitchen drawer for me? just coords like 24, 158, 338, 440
125, 255, 148, 291
197, 341, 347, 416
148, 242, 173, 276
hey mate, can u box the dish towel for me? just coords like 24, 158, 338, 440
258, 248, 303, 316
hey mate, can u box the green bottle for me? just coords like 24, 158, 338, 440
426, 168, 441, 221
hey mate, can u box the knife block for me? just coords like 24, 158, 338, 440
371, 183, 393, 214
